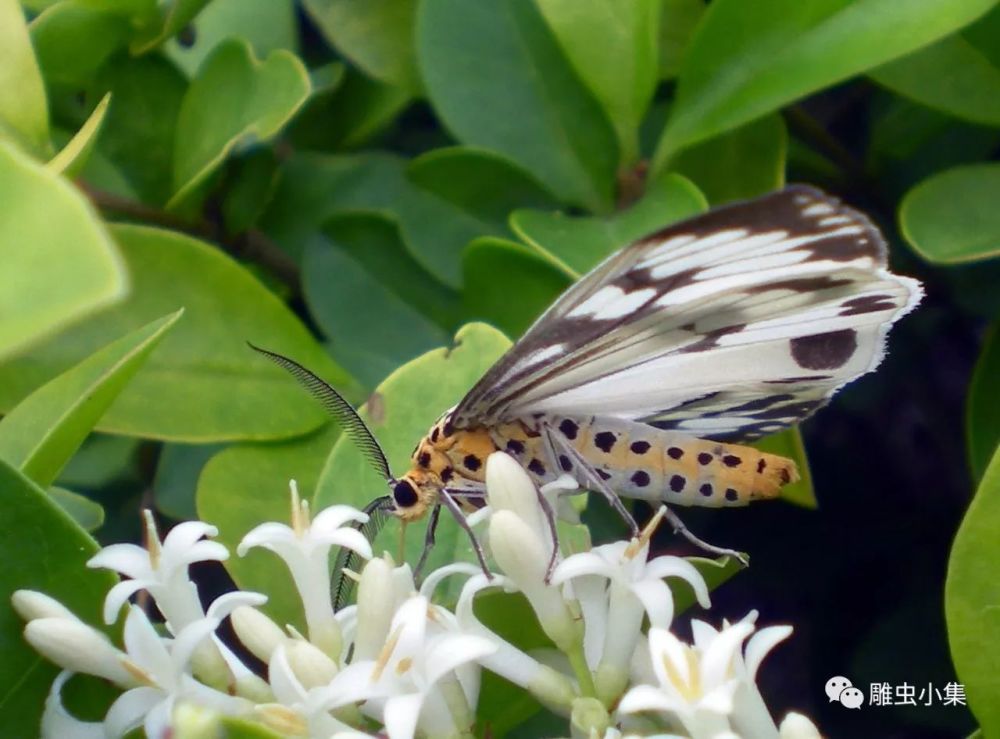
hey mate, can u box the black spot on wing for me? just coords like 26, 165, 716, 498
528, 458, 546, 476
840, 294, 898, 316
463, 454, 482, 471
790, 329, 858, 370
558, 455, 573, 472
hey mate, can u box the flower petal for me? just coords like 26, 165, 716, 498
311, 504, 368, 534
423, 634, 496, 686
629, 578, 674, 629
700, 623, 754, 690
102, 579, 150, 625
41, 672, 104, 739
618, 684, 679, 714
123, 606, 173, 684
87, 544, 152, 578
237, 523, 294, 556
644, 556, 711, 610
745, 625, 793, 682
161, 520, 221, 556
104, 687, 164, 737
551, 551, 618, 584
779, 711, 822, 739
647, 627, 691, 691
383, 692, 424, 739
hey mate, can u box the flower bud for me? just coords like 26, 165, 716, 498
286, 638, 339, 689
12, 590, 77, 622
231, 606, 286, 663
354, 555, 395, 661
489, 511, 579, 651
779, 712, 823, 739
25, 618, 134, 686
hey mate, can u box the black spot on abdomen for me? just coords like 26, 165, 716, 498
594, 431, 616, 453
669, 475, 685, 492
506, 439, 525, 455
790, 329, 857, 370
630, 440, 651, 454
630, 470, 650, 487
528, 458, 546, 476
463, 454, 482, 471
558, 419, 579, 440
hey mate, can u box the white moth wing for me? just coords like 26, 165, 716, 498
451, 185, 922, 440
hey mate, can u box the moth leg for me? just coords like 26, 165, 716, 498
660, 506, 749, 566
439, 489, 493, 578
413, 503, 442, 580
543, 423, 641, 538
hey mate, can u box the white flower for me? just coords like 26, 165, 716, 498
553, 506, 711, 703
619, 613, 796, 739
102, 595, 259, 738
453, 573, 577, 712
23, 613, 135, 686
238, 481, 372, 656
779, 711, 823, 738
255, 645, 370, 737
691, 615, 793, 739
340, 594, 497, 739
88, 511, 228, 629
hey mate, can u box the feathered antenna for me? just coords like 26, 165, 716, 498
331, 494, 394, 610
249, 343, 393, 481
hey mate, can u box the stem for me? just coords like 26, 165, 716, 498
565, 642, 597, 699
80, 184, 301, 296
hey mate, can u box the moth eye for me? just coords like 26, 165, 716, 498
392, 480, 419, 508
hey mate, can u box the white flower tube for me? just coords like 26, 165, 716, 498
238, 482, 371, 657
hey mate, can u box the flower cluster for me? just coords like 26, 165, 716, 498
14, 454, 822, 738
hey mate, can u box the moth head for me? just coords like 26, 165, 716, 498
389, 472, 436, 521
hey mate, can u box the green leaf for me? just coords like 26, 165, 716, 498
165, 0, 299, 79
668, 113, 787, 205
751, 428, 815, 508
155, 442, 225, 519
289, 67, 412, 151
261, 151, 520, 288
131, 0, 212, 54
302, 0, 420, 92
511, 170, 707, 276
658, 0, 705, 81
198, 426, 339, 629
57, 433, 139, 489
899, 163, 1000, 264
406, 146, 558, 224
463, 237, 571, 339
870, 11, 1000, 127
416, 0, 619, 211
0, 141, 127, 361
315, 324, 511, 583
0, 458, 117, 736
303, 216, 455, 390
967, 323, 1000, 482
536, 0, 659, 164
654, 0, 1000, 165
0, 225, 354, 441
946, 444, 1000, 736
0, 311, 181, 487
50, 486, 105, 531
29, 1, 130, 91
47, 93, 111, 177
94, 54, 187, 205
170, 39, 311, 208
0, 0, 50, 155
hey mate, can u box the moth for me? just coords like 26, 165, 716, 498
255, 185, 922, 578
